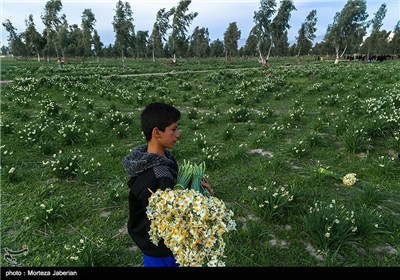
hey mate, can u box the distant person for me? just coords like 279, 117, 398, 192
57, 57, 64, 69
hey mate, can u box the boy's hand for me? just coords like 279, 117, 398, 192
201, 179, 214, 196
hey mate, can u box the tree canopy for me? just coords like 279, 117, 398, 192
2, 0, 399, 62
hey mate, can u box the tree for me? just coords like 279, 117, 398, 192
243, 26, 259, 57
389, 21, 400, 54
224, 22, 241, 62
92, 30, 104, 59
41, 0, 63, 61
57, 16, 69, 59
2, 19, 26, 56
23, 14, 44, 61
253, 0, 277, 67
150, 8, 172, 61
271, 0, 296, 56
68, 24, 84, 59
112, 0, 135, 66
312, 40, 333, 56
168, 0, 198, 63
103, 43, 117, 58
81, 9, 96, 63
324, 0, 368, 64
210, 39, 224, 57
295, 10, 317, 56
187, 27, 210, 57
135, 30, 149, 58
365, 3, 387, 55
1, 45, 11, 56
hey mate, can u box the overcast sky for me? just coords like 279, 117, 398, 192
1, 0, 399, 47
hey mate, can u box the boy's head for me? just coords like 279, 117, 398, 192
141, 102, 181, 142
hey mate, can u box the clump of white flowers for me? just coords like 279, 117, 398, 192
318, 167, 358, 187
342, 173, 357, 186
146, 188, 236, 267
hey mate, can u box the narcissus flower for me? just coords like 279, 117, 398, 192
343, 173, 357, 186
146, 188, 236, 267
318, 167, 359, 187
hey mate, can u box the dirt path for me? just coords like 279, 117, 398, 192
0, 67, 261, 85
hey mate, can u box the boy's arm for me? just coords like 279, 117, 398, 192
136, 165, 176, 202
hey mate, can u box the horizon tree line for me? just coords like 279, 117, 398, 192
2, 0, 400, 65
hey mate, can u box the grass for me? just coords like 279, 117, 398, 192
1, 56, 400, 267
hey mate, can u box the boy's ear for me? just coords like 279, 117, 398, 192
152, 127, 160, 138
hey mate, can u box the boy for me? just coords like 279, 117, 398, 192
122, 102, 213, 267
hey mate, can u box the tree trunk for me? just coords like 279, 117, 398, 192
296, 48, 302, 64
340, 44, 348, 58
264, 44, 273, 67
257, 41, 268, 67
334, 45, 340, 64
121, 50, 125, 68
46, 45, 50, 63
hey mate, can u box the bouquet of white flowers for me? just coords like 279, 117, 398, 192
318, 167, 358, 186
146, 161, 236, 267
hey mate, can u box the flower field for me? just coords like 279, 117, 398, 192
1, 57, 399, 266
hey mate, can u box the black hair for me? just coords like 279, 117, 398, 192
141, 102, 181, 141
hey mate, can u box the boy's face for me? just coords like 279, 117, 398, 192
157, 122, 180, 149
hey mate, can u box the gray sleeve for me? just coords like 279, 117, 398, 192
153, 165, 174, 181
